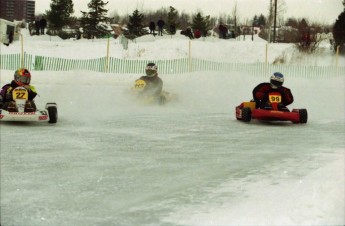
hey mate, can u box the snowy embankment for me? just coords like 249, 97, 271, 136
2, 28, 344, 66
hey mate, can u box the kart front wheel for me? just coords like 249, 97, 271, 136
299, 109, 308, 123
242, 107, 252, 122
48, 106, 58, 123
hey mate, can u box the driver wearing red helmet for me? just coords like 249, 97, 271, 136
0, 68, 38, 111
252, 72, 294, 109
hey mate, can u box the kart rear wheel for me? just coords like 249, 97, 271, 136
48, 106, 58, 123
299, 109, 307, 123
158, 95, 166, 105
242, 107, 252, 122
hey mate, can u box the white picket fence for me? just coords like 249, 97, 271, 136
0, 53, 344, 78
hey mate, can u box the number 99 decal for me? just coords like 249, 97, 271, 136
269, 94, 281, 103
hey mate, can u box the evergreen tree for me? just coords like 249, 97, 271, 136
46, 0, 74, 34
333, 1, 345, 54
126, 9, 146, 39
191, 12, 212, 37
252, 15, 258, 26
81, 0, 109, 39
166, 6, 179, 34
285, 17, 299, 28
257, 14, 266, 26
298, 18, 309, 33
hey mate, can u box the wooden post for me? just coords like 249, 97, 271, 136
188, 40, 191, 72
20, 33, 24, 68
265, 43, 268, 64
273, 0, 277, 43
335, 45, 339, 67
105, 36, 110, 72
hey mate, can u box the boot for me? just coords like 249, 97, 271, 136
25, 101, 37, 112
3, 101, 18, 112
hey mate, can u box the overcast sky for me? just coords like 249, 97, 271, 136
35, 0, 343, 24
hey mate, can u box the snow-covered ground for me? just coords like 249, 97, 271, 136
0, 30, 344, 226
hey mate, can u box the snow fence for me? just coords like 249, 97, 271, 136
0, 52, 344, 78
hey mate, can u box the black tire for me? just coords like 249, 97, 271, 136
48, 106, 58, 123
242, 107, 252, 122
299, 109, 308, 123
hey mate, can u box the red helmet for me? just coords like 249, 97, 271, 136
14, 68, 31, 85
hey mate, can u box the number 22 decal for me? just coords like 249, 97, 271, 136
16, 92, 26, 98
12, 89, 29, 100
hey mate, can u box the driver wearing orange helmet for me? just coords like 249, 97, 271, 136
0, 68, 38, 111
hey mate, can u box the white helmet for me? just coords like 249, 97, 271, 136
145, 62, 158, 77
270, 72, 284, 88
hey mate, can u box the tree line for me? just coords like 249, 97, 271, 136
44, 0, 345, 54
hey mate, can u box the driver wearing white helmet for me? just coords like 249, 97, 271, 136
135, 62, 163, 97
133, 62, 167, 104
252, 72, 294, 109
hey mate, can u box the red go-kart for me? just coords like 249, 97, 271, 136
235, 92, 307, 123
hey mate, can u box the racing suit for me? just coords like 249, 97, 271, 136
0, 80, 37, 110
136, 75, 163, 97
252, 82, 293, 109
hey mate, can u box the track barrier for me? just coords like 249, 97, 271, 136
0, 52, 344, 78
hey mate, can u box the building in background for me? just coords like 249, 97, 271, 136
0, 0, 35, 22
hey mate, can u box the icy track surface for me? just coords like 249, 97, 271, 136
1, 71, 344, 226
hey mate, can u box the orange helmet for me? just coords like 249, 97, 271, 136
14, 68, 31, 85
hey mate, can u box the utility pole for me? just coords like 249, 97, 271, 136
273, 0, 277, 43
252, 21, 254, 41
234, 16, 237, 39
268, 0, 272, 43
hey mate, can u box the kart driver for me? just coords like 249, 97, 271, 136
0, 68, 37, 112
252, 72, 294, 109
135, 62, 163, 97
135, 63, 165, 104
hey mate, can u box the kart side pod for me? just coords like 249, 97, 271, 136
236, 101, 256, 122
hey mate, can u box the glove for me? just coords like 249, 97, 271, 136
277, 103, 288, 111
262, 102, 272, 109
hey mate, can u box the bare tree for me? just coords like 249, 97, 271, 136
232, 1, 239, 38
267, 0, 286, 42
267, 0, 274, 42
109, 10, 121, 24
